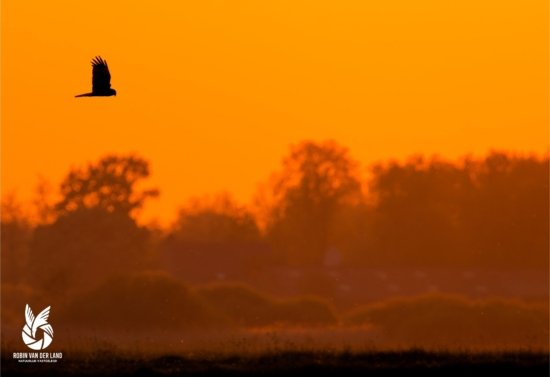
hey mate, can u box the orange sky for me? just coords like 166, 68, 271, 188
1, 1, 548, 224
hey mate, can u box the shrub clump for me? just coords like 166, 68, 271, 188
346, 294, 549, 349
196, 283, 337, 327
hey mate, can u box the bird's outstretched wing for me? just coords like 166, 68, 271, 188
91, 56, 111, 94
31, 306, 51, 338
25, 304, 35, 328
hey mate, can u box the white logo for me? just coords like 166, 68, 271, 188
22, 304, 54, 350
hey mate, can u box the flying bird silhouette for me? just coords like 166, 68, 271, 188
75, 56, 117, 97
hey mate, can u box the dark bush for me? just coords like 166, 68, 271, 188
346, 294, 549, 349
61, 271, 221, 332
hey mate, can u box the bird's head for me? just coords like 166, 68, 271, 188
110, 88, 117, 96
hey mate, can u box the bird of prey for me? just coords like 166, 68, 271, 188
75, 56, 117, 97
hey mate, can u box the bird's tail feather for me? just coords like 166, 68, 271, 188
75, 92, 93, 97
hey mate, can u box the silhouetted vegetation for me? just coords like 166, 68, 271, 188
367, 153, 549, 268
346, 294, 549, 349
1, 143, 548, 356
61, 271, 217, 331
1, 195, 32, 285
196, 283, 336, 327
28, 207, 153, 295
55, 154, 158, 216
261, 140, 363, 266
161, 195, 268, 284
57, 276, 337, 333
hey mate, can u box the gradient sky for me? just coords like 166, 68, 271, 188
2, 1, 548, 224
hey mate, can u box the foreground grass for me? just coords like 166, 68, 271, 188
2, 349, 548, 376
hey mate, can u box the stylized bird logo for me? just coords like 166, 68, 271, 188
75, 56, 117, 97
22, 304, 54, 350
25, 304, 53, 338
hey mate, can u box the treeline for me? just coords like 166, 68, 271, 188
1, 141, 548, 297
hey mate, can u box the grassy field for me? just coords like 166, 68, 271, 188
2, 349, 548, 376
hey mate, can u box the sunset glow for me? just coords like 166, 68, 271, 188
2, 0, 548, 223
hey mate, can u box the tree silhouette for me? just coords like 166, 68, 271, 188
263, 140, 363, 266
55, 155, 158, 216
1, 194, 32, 284
367, 153, 549, 268
29, 207, 152, 295
28, 154, 158, 295
458, 152, 549, 268
368, 156, 467, 266
162, 194, 266, 283
171, 194, 260, 246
